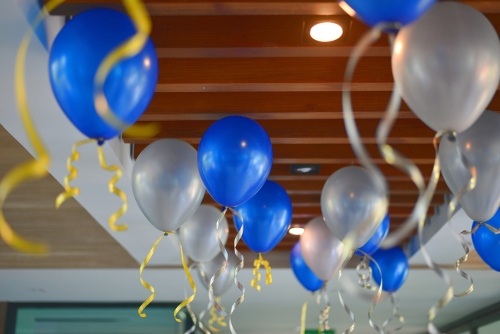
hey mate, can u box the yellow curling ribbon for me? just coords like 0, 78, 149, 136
97, 145, 128, 231
93, 0, 152, 132
250, 253, 272, 292
55, 139, 97, 208
0, 0, 67, 254
138, 232, 196, 321
300, 292, 315, 334
208, 297, 227, 332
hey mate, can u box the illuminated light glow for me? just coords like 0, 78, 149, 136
310, 22, 343, 43
338, 1, 356, 17
241, 141, 247, 147
289, 227, 305, 235
144, 58, 151, 67
297, 167, 313, 173
394, 42, 403, 54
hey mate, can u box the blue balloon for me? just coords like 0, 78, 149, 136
355, 214, 390, 256
198, 116, 273, 207
472, 208, 500, 272
233, 181, 292, 253
290, 242, 324, 292
49, 9, 158, 140
370, 247, 409, 292
340, 0, 437, 28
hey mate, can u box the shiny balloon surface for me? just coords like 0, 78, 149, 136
471, 209, 500, 272
392, 2, 500, 133
197, 116, 273, 208
321, 166, 387, 248
340, 0, 437, 27
177, 205, 228, 263
440, 111, 500, 222
370, 247, 409, 293
198, 250, 238, 296
300, 217, 346, 281
233, 180, 292, 253
132, 139, 205, 232
49, 9, 158, 140
290, 242, 324, 292
355, 214, 390, 256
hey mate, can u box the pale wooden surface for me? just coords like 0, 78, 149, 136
0, 126, 138, 268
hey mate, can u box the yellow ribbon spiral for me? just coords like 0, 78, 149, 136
0, 0, 69, 254
250, 252, 272, 292
55, 139, 97, 209
208, 296, 227, 332
97, 145, 128, 231
139, 231, 196, 321
300, 292, 315, 334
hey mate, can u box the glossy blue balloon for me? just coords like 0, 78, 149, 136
290, 242, 324, 292
472, 208, 500, 272
370, 247, 409, 292
340, 0, 437, 28
49, 9, 158, 140
233, 181, 292, 253
198, 116, 273, 207
355, 214, 390, 256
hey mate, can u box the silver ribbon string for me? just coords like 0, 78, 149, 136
382, 293, 405, 334
318, 285, 331, 333
356, 256, 377, 292
338, 252, 356, 334
444, 134, 478, 298
208, 207, 245, 334
185, 264, 212, 334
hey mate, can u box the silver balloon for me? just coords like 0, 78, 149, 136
440, 111, 500, 222
132, 139, 206, 232
178, 205, 229, 263
300, 217, 346, 281
198, 249, 237, 296
321, 166, 387, 248
392, 2, 500, 133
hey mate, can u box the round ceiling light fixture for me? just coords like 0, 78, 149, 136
310, 22, 343, 42
289, 227, 305, 235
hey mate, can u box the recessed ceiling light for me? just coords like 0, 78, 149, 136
310, 22, 343, 42
289, 227, 304, 235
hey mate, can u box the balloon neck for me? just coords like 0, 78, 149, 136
447, 132, 457, 142
97, 138, 105, 146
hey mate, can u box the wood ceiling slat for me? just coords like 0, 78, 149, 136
157, 57, 392, 84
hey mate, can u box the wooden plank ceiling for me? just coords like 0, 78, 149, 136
48, 0, 500, 252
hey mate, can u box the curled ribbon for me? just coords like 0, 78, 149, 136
300, 292, 315, 334
356, 256, 377, 292
382, 293, 405, 334
318, 286, 330, 334
251, 252, 272, 292
138, 232, 196, 322
0, 0, 69, 254
55, 139, 97, 208
444, 134, 477, 298
338, 252, 356, 334
208, 296, 227, 332
208, 207, 245, 334
97, 144, 128, 231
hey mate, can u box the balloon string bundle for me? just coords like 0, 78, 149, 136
185, 283, 212, 334
55, 140, 128, 231
0, 0, 70, 254
382, 293, 405, 334
251, 253, 272, 291
356, 257, 377, 292
138, 232, 196, 322
300, 291, 315, 334
208, 296, 227, 332
317, 285, 331, 334
209, 207, 245, 334
337, 253, 356, 334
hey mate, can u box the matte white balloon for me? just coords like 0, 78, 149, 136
132, 139, 206, 232
178, 205, 229, 263
321, 166, 387, 248
198, 249, 238, 296
440, 111, 500, 222
300, 217, 346, 281
392, 2, 500, 133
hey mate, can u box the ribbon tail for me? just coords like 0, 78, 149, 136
216, 296, 228, 328
251, 257, 262, 292
338, 252, 356, 334
55, 139, 97, 208
418, 133, 453, 334
357, 250, 385, 334
0, 0, 68, 254
260, 253, 272, 285
169, 232, 196, 323
300, 292, 314, 334
382, 293, 405, 333
97, 145, 128, 231
208, 208, 230, 319
228, 207, 246, 334
198, 301, 212, 334
138, 233, 166, 317
318, 286, 331, 334
208, 303, 221, 332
